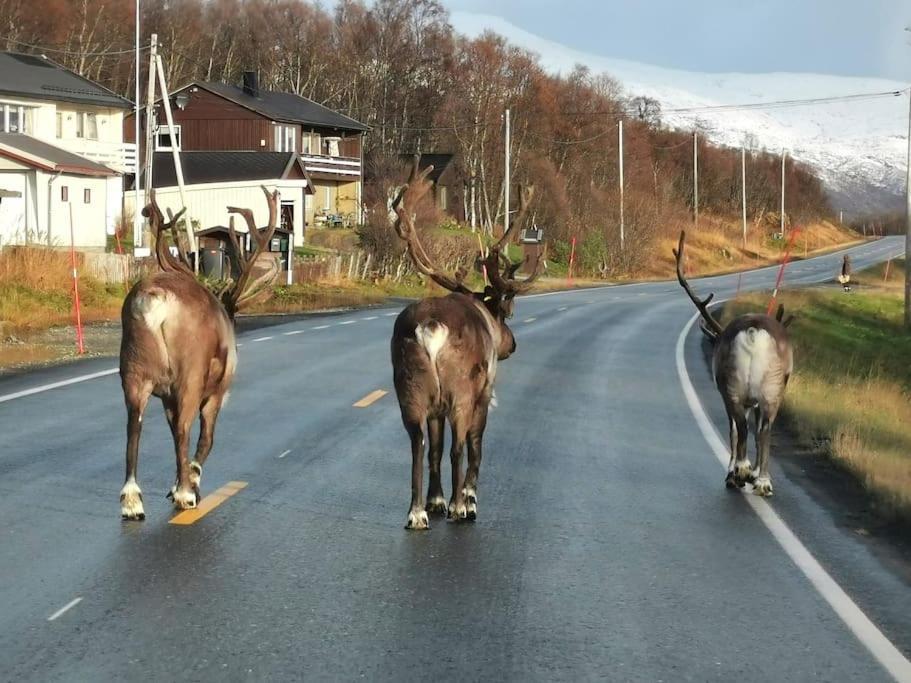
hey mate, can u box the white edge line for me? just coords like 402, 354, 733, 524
48, 596, 82, 621
0, 368, 118, 404
278, 449, 291, 459
283, 330, 305, 336
675, 310, 911, 682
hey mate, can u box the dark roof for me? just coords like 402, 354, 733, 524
401, 153, 455, 184
152, 151, 308, 188
0, 52, 132, 109
193, 82, 368, 132
0, 133, 117, 176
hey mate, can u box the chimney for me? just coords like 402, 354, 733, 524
242, 71, 259, 98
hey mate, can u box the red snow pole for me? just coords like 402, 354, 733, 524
766, 226, 801, 316
69, 205, 85, 355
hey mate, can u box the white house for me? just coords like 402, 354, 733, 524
0, 52, 134, 248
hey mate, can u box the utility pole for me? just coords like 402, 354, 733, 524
904, 88, 911, 327
780, 149, 787, 237
619, 119, 625, 250
741, 146, 747, 248
693, 131, 698, 227
142, 33, 157, 210
133, 0, 142, 254
504, 108, 510, 240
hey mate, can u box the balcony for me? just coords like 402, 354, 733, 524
300, 154, 361, 179
54, 138, 137, 174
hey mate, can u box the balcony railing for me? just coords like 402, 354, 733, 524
300, 154, 361, 178
54, 138, 137, 174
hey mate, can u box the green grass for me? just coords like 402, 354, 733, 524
721, 260, 911, 516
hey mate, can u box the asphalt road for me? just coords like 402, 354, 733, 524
0, 237, 908, 681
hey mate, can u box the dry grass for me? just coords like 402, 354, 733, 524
639, 217, 860, 280
721, 263, 911, 516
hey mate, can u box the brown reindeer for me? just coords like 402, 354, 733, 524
118, 187, 279, 519
673, 231, 794, 496
390, 158, 541, 529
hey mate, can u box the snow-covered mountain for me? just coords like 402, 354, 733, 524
452, 12, 909, 215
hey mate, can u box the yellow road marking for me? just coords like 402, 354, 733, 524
169, 481, 248, 525
353, 389, 388, 408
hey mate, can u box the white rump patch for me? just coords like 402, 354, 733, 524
134, 290, 176, 331
415, 322, 448, 363
732, 327, 777, 403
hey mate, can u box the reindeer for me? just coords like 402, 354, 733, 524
391, 158, 541, 529
673, 231, 794, 496
118, 187, 279, 519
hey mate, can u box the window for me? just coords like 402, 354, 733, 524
84, 112, 98, 140
1, 104, 34, 134
76, 112, 84, 138
274, 125, 296, 153
84, 189, 91, 204
281, 201, 294, 231
61, 186, 68, 202
56, 112, 63, 138
154, 124, 181, 151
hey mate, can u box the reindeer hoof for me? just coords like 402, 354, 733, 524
170, 486, 198, 510
189, 461, 202, 490
462, 488, 478, 520
752, 477, 773, 497
425, 496, 448, 515
120, 481, 145, 520
448, 501, 469, 521
405, 509, 430, 530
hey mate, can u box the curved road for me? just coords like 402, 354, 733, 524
0, 237, 908, 681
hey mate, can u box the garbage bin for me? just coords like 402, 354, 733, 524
200, 242, 227, 279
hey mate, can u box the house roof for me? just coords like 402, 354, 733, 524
400, 153, 455, 184
152, 151, 313, 188
0, 52, 132, 109
0, 133, 118, 176
190, 82, 369, 132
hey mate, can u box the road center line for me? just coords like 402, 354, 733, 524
278, 449, 292, 459
312, 324, 330, 330
169, 481, 248, 526
0, 368, 118, 404
339, 320, 356, 326
48, 597, 82, 621
251, 336, 273, 342
675, 311, 911, 682
362, 316, 378, 320
384, 312, 399, 316
353, 389, 388, 408
283, 330, 305, 336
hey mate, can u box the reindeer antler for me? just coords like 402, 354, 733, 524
673, 231, 724, 338
484, 185, 542, 295
144, 190, 192, 276
223, 186, 281, 319
393, 155, 472, 295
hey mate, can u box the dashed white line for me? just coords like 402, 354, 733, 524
339, 320, 356, 326
278, 449, 292, 459
251, 336, 273, 342
384, 312, 399, 317
0, 368, 118, 404
283, 330, 305, 336
48, 597, 82, 621
523, 317, 537, 323
558, 306, 568, 311
362, 316, 378, 321
312, 325, 330, 330
675, 311, 911, 682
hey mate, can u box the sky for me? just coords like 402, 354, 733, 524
440, 0, 911, 81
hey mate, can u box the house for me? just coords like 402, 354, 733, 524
399, 153, 463, 222
123, 150, 313, 251
125, 72, 368, 244
0, 52, 134, 248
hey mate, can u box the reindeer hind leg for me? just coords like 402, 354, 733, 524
120, 379, 153, 520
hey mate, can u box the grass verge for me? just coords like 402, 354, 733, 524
721, 258, 911, 517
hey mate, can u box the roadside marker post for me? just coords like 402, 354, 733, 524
68, 204, 85, 355
568, 236, 576, 284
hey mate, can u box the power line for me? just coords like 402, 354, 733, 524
0, 35, 148, 57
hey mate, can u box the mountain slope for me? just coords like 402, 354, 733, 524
452, 12, 909, 214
